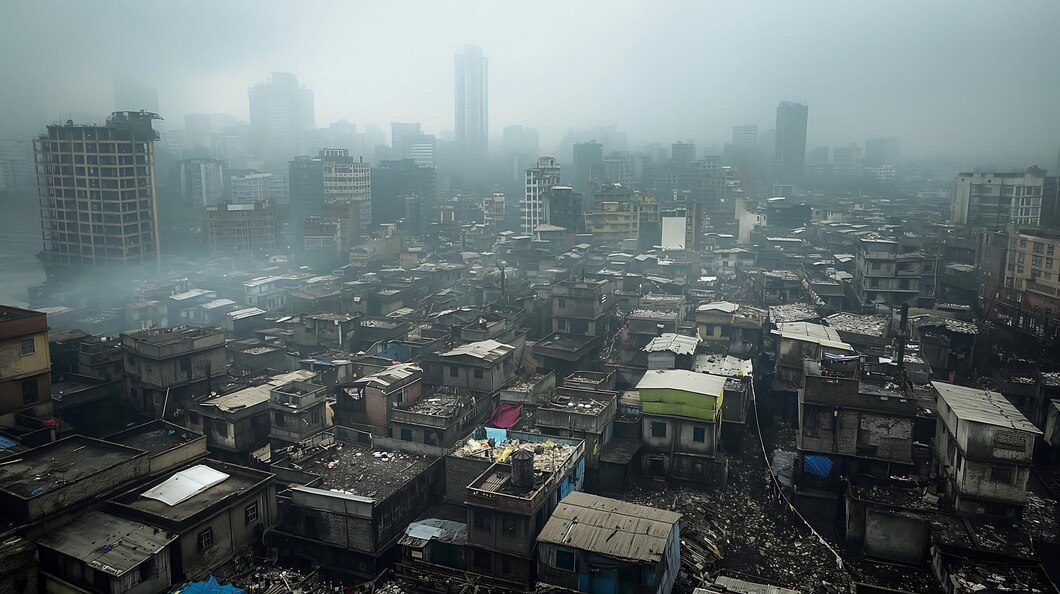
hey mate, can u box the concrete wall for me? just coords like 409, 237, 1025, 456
863, 509, 927, 564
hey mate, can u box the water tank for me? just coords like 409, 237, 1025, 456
510, 448, 535, 489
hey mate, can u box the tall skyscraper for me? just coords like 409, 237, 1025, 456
248, 73, 315, 165
390, 122, 422, 159
180, 158, 226, 207
774, 101, 808, 184
34, 111, 162, 277
522, 157, 560, 235
454, 45, 489, 166
732, 125, 758, 151
572, 142, 604, 195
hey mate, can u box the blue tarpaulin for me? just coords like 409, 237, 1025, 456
178, 576, 245, 594
803, 454, 833, 478
0, 435, 17, 449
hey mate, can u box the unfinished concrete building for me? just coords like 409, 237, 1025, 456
121, 326, 226, 416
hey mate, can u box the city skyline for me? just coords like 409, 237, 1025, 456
1, 1, 1059, 164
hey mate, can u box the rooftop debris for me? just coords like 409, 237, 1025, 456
453, 436, 576, 472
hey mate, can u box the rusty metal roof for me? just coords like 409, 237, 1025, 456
537, 491, 681, 563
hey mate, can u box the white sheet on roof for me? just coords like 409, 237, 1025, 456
141, 464, 229, 507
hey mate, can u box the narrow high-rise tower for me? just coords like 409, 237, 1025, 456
454, 45, 489, 167
774, 101, 808, 184
522, 157, 560, 235
34, 111, 162, 277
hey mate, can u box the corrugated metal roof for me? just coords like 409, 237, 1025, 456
636, 369, 727, 397
694, 354, 753, 378
36, 511, 176, 577
771, 322, 853, 351
537, 492, 680, 563
354, 363, 421, 388
932, 381, 1041, 434
643, 333, 700, 355
697, 576, 801, 594
440, 339, 514, 361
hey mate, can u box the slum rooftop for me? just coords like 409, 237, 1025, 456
440, 339, 514, 361
124, 325, 222, 344
694, 354, 753, 378
538, 491, 681, 563
932, 381, 1041, 434
541, 391, 611, 416
769, 303, 819, 324
826, 312, 890, 338
643, 333, 700, 355
106, 420, 201, 456
302, 442, 433, 500
112, 462, 271, 524
402, 392, 465, 418
35, 511, 177, 578
453, 434, 580, 473
0, 436, 144, 499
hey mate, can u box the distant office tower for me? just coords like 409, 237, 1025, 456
832, 144, 861, 167
864, 137, 900, 167
230, 170, 277, 204
671, 142, 696, 166
603, 152, 634, 186
543, 186, 584, 234
502, 125, 539, 183
113, 80, 160, 113
180, 158, 226, 207
454, 45, 489, 166
288, 149, 370, 251
34, 111, 162, 277
371, 159, 437, 229
0, 139, 34, 190
522, 157, 560, 235
953, 170, 1045, 230
572, 142, 604, 195
248, 73, 315, 164
391, 122, 422, 158
732, 125, 758, 151
774, 101, 808, 184
204, 202, 276, 257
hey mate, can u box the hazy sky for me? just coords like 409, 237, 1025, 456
2, 0, 1059, 164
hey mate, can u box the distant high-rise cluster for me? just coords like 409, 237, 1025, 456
248, 73, 315, 166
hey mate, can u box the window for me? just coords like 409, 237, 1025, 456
197, 528, 213, 551
312, 409, 321, 424
502, 514, 518, 537
21, 379, 38, 405
19, 338, 35, 357
473, 549, 491, 570
693, 427, 706, 443
555, 549, 575, 571
273, 411, 285, 426
474, 509, 491, 530
990, 466, 1014, 484
214, 422, 229, 438
244, 502, 258, 525
400, 427, 412, 441
651, 421, 667, 438
473, 369, 484, 379
449, 365, 459, 378
557, 298, 566, 309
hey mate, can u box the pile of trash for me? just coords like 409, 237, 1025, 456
627, 486, 725, 593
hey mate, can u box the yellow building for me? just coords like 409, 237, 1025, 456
0, 306, 52, 435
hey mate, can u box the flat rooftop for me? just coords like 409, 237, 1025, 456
769, 303, 819, 324
124, 326, 222, 345
303, 445, 433, 500
541, 393, 610, 416
827, 313, 889, 338
114, 461, 269, 524
534, 333, 597, 353
402, 393, 464, 417
0, 305, 44, 322
453, 435, 579, 473
0, 437, 144, 499
36, 511, 177, 577
107, 421, 201, 456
